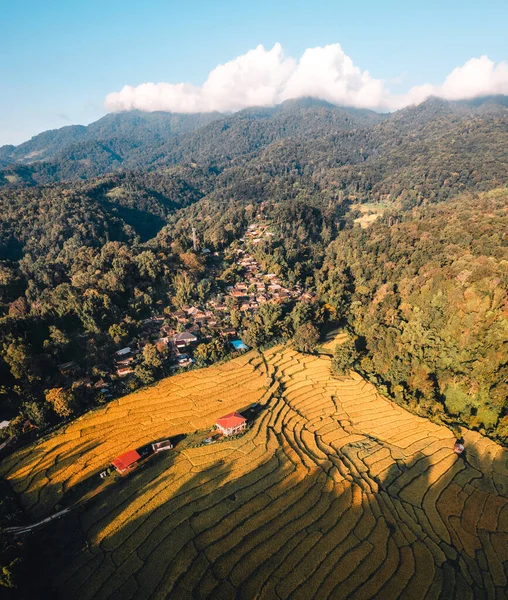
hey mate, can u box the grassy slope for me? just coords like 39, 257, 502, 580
1, 346, 507, 599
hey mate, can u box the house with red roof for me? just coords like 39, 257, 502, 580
216, 412, 247, 437
116, 366, 133, 377
231, 290, 246, 299
111, 449, 142, 474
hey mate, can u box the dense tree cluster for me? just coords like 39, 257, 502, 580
319, 188, 508, 441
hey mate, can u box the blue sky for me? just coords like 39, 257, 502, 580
1, 0, 507, 145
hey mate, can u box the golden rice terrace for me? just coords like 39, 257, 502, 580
1, 347, 507, 599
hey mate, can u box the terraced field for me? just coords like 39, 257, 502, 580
1, 346, 507, 599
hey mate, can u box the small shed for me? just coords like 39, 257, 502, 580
221, 328, 237, 337
173, 310, 188, 323
115, 347, 132, 357
216, 412, 247, 437
454, 442, 465, 455
116, 366, 133, 377
58, 361, 79, 374
152, 439, 173, 453
111, 449, 141, 474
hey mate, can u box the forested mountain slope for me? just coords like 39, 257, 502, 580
0, 100, 381, 184
1, 97, 506, 205
0, 111, 223, 166
318, 188, 508, 440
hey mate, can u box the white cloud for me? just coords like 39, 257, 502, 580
433, 55, 508, 99
391, 56, 508, 109
105, 43, 295, 113
105, 44, 508, 114
280, 45, 387, 109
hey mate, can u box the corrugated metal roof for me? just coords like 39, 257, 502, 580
111, 449, 141, 472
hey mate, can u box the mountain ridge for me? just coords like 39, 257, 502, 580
0, 98, 385, 168
2, 94, 506, 165
1, 95, 506, 189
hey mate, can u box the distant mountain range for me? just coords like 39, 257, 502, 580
0, 112, 222, 165
1, 95, 506, 187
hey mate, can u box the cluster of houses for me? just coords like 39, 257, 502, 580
146, 225, 314, 362
143, 306, 244, 368
56, 360, 113, 398
226, 220, 315, 309
54, 219, 314, 397
114, 347, 136, 378
225, 248, 313, 313
241, 222, 275, 245
107, 411, 248, 476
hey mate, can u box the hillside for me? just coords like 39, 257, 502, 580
1, 345, 506, 598
317, 188, 508, 442
0, 111, 223, 166
0, 176, 506, 449
0, 101, 506, 497
0, 100, 381, 184
1, 96, 506, 190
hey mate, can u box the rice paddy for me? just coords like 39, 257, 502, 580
1, 346, 507, 599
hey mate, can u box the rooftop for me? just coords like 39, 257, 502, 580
216, 411, 247, 429
111, 449, 141, 471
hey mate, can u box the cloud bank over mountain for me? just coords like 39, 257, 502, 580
105, 43, 508, 114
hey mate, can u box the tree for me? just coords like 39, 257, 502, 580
142, 343, 162, 370
3, 340, 40, 382
48, 326, 69, 350
134, 364, 155, 385
210, 224, 229, 248
293, 322, 320, 354
256, 302, 283, 338
196, 278, 212, 303
290, 302, 313, 329
0, 557, 21, 589
45, 387, 75, 418
332, 337, 360, 376
180, 252, 205, 273
23, 401, 47, 428
194, 338, 227, 366
230, 309, 242, 330
108, 323, 128, 344
225, 295, 238, 310
194, 343, 212, 367
220, 264, 244, 285
241, 322, 266, 349
77, 289, 112, 333
134, 250, 160, 279
173, 272, 194, 307
8, 297, 28, 318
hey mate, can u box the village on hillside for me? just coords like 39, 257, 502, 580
42, 220, 315, 410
